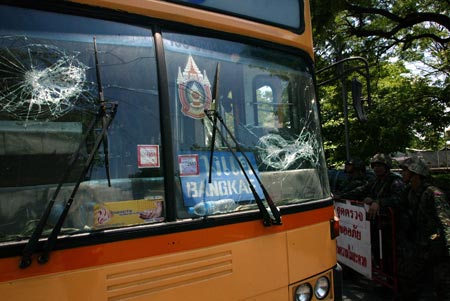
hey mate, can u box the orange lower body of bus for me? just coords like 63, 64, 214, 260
0, 205, 337, 301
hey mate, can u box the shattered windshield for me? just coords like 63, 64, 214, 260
0, 6, 163, 242
163, 32, 330, 218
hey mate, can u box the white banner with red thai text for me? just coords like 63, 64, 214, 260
335, 200, 372, 279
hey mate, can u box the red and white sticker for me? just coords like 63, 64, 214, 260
178, 154, 200, 176
138, 145, 160, 168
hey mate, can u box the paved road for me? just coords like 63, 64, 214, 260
341, 267, 395, 301
341, 265, 440, 300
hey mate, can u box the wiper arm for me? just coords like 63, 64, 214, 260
18, 104, 98, 268
204, 110, 272, 225
19, 102, 117, 268
204, 64, 281, 226
94, 37, 112, 187
207, 63, 220, 184
204, 110, 282, 226
222, 121, 282, 224
38, 102, 117, 265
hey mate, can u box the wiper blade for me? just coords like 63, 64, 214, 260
38, 102, 117, 265
204, 64, 281, 226
94, 37, 112, 187
207, 63, 220, 184
19, 103, 102, 268
204, 110, 282, 226
19, 103, 117, 268
223, 122, 281, 224
204, 113, 270, 225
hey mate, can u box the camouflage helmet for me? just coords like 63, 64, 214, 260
370, 153, 392, 169
399, 156, 430, 177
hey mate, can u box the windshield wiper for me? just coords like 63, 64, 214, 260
39, 103, 117, 265
19, 37, 118, 268
204, 64, 282, 226
93, 37, 112, 187
207, 63, 220, 184
19, 102, 117, 268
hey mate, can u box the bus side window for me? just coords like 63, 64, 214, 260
255, 84, 274, 127
253, 76, 286, 130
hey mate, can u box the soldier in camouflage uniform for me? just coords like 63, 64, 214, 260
336, 157, 370, 194
397, 156, 450, 300
336, 153, 404, 215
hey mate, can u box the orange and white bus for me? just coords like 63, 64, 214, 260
0, 0, 340, 300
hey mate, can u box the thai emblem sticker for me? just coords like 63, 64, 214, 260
177, 55, 212, 119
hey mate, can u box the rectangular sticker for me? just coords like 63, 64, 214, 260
93, 197, 164, 229
179, 154, 200, 176
138, 145, 160, 168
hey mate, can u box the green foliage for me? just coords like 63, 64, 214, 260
312, 0, 450, 167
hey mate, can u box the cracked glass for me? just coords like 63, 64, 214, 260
0, 5, 163, 242
0, 4, 331, 242
163, 32, 330, 218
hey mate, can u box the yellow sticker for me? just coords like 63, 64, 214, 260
93, 197, 164, 229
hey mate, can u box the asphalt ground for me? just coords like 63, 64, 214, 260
342, 268, 440, 301
341, 266, 395, 301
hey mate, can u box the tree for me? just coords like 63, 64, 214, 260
342, 0, 450, 80
311, 0, 450, 166
344, 1, 450, 47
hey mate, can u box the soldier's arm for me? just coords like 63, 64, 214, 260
338, 182, 370, 201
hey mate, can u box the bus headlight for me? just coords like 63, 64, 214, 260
295, 283, 312, 301
314, 276, 330, 299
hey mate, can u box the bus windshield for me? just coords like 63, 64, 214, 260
164, 32, 330, 216
0, 5, 329, 244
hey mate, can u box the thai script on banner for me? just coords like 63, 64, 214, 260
335, 200, 372, 279
337, 244, 369, 268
